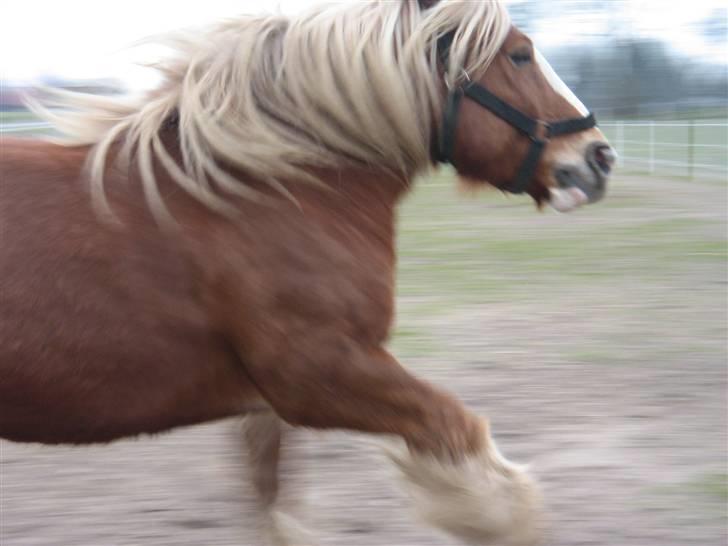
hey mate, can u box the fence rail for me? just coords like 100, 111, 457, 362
2, 118, 726, 180
0, 121, 53, 134
600, 120, 728, 180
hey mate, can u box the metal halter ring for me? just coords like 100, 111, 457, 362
444, 68, 471, 91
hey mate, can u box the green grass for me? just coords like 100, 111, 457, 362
396, 180, 725, 305
688, 473, 728, 503
387, 171, 726, 362
389, 326, 439, 357
0, 111, 39, 123
647, 473, 728, 508
390, 180, 726, 365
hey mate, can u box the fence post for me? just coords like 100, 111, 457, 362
687, 120, 695, 180
649, 121, 655, 174
616, 120, 624, 168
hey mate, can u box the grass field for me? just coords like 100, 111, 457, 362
391, 169, 727, 358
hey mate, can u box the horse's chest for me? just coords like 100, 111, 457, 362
228, 213, 398, 348
275, 245, 395, 343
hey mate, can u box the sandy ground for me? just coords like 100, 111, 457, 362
1, 174, 726, 546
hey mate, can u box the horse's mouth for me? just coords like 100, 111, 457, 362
548, 186, 590, 213
548, 141, 614, 213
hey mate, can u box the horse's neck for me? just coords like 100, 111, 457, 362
150, 129, 411, 247
292, 167, 411, 250
313, 166, 411, 203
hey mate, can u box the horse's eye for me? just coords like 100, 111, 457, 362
509, 51, 532, 67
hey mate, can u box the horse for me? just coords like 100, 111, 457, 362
0, 0, 616, 544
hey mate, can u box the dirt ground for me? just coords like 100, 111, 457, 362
1, 173, 726, 546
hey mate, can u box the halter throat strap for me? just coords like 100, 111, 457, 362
434, 32, 597, 194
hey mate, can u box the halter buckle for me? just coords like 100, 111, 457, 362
530, 120, 551, 143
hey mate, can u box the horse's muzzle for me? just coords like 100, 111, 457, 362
550, 141, 616, 212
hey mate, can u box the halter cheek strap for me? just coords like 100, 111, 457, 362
435, 32, 598, 194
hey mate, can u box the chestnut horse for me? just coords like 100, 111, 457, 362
0, 0, 615, 544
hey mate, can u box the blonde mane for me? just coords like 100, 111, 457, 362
32, 0, 510, 220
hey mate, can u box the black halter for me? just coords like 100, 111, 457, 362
434, 32, 598, 194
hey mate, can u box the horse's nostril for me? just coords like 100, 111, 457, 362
591, 143, 616, 176
555, 166, 579, 189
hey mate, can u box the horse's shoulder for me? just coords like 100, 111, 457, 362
205, 189, 398, 349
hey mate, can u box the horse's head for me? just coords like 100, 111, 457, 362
430, 9, 615, 212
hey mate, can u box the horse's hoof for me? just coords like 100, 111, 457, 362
266, 510, 319, 546
385, 434, 543, 545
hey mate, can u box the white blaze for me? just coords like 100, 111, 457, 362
535, 49, 589, 116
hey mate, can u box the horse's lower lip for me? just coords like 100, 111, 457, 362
553, 160, 608, 205
549, 187, 588, 212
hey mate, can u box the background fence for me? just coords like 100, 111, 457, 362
2, 115, 728, 182
600, 120, 728, 181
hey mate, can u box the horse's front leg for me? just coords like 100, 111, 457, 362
240, 412, 316, 546
239, 335, 542, 546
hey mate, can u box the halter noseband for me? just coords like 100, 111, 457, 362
434, 32, 598, 195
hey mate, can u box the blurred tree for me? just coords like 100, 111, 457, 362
507, 0, 727, 117
507, 0, 545, 34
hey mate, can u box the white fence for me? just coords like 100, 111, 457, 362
600, 121, 728, 180
1, 121, 53, 134
3, 118, 727, 181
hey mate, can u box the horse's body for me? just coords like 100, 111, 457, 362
0, 1, 616, 544
1, 137, 405, 445
2, 139, 258, 442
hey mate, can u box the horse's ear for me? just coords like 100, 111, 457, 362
417, 0, 442, 9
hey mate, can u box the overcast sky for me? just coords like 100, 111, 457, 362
2, 0, 726, 87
